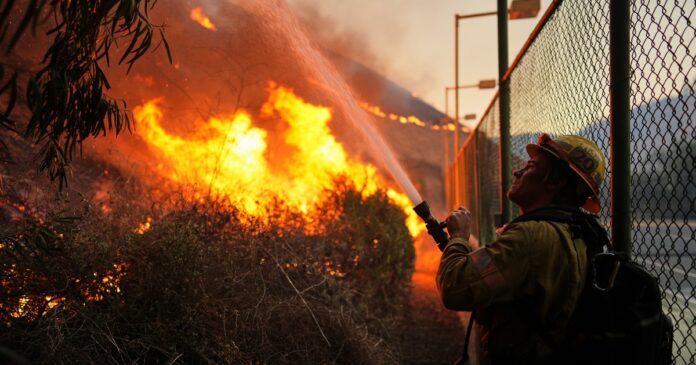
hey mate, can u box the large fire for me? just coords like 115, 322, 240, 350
0, 83, 426, 323
133, 82, 422, 236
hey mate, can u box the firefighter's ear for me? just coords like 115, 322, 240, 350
547, 173, 568, 189
542, 171, 571, 199
541, 156, 571, 192
541, 165, 560, 185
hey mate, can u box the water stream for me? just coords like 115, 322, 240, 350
241, 0, 424, 205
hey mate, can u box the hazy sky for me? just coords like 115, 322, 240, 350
287, 0, 553, 127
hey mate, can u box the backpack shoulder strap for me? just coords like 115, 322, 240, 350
509, 208, 574, 225
510, 207, 610, 253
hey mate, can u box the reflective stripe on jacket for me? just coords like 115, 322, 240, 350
436, 220, 588, 364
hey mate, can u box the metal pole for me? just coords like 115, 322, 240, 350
458, 11, 498, 20
444, 88, 451, 210
473, 131, 481, 240
497, 0, 511, 223
444, 88, 450, 171
609, 0, 632, 257
454, 15, 460, 208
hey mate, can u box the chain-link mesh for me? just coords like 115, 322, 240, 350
448, 98, 500, 246
476, 98, 501, 245
630, 1, 696, 363
462, 134, 480, 239
507, 1, 611, 223
446, 1, 695, 362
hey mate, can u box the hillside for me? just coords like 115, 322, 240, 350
327, 50, 449, 216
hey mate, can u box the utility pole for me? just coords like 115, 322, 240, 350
609, 0, 632, 256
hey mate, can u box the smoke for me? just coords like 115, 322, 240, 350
287, 2, 386, 76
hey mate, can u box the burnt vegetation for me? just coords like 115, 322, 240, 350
0, 2, 422, 364
0, 176, 415, 364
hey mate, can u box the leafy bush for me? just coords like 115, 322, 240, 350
0, 182, 414, 364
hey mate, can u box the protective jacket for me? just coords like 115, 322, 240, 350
436, 218, 588, 364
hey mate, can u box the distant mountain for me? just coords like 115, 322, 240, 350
628, 82, 695, 162
505, 81, 695, 165
571, 82, 695, 166
626, 83, 695, 219
506, 82, 696, 219
327, 50, 447, 126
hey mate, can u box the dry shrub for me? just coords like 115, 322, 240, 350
0, 180, 414, 364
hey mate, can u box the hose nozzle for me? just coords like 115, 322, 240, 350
413, 201, 449, 251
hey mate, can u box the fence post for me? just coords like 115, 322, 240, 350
497, 0, 512, 224
473, 131, 482, 242
453, 15, 461, 209
609, 0, 632, 257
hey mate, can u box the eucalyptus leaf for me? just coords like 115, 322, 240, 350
1, 0, 172, 188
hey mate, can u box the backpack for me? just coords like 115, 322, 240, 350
510, 208, 674, 365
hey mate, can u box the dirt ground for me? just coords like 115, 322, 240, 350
398, 271, 471, 365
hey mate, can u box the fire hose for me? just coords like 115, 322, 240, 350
412, 200, 449, 251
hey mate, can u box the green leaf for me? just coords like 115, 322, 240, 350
159, 27, 173, 64
118, 21, 144, 65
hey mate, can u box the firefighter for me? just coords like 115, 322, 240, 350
437, 133, 606, 364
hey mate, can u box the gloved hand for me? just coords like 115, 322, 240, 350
446, 206, 471, 241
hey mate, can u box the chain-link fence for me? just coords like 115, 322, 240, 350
475, 97, 501, 245
630, 1, 696, 363
446, 1, 696, 363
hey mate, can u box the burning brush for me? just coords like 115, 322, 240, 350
413, 201, 449, 251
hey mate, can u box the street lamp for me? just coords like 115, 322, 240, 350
445, 79, 496, 131
448, 79, 497, 93
509, 0, 541, 20
444, 79, 497, 167
452, 0, 540, 217
454, 4, 539, 150
443, 79, 496, 209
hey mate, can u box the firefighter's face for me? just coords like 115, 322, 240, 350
507, 151, 553, 211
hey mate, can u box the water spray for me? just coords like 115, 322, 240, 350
412, 201, 449, 252
245, 1, 452, 251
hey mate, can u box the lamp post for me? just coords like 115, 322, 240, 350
454, 1, 539, 148
455, 14, 496, 154
444, 80, 496, 208
452, 0, 539, 221
444, 80, 496, 164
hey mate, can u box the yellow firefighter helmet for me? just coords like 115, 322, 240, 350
526, 133, 607, 213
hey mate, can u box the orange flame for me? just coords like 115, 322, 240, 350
133, 83, 422, 236
190, 7, 217, 31
359, 101, 470, 133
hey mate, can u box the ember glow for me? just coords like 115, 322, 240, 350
135, 217, 153, 234
190, 7, 217, 31
1, 264, 125, 321
360, 101, 469, 133
134, 83, 423, 236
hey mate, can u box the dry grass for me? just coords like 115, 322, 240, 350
0, 178, 415, 364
